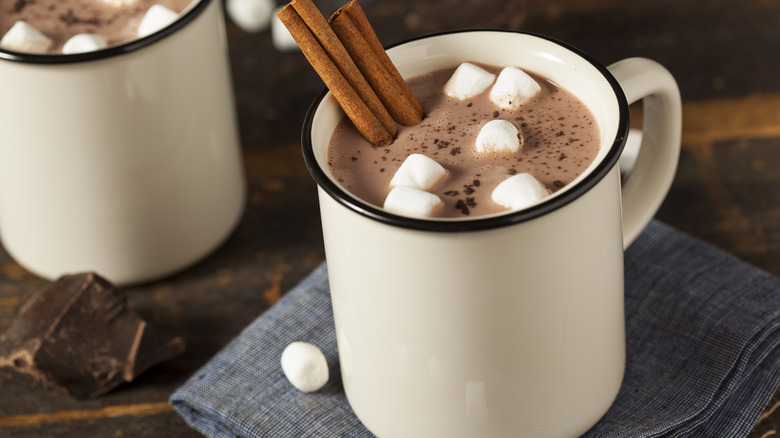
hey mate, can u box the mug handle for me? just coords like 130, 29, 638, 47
607, 58, 682, 248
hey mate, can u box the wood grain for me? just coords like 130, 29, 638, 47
0, 402, 174, 427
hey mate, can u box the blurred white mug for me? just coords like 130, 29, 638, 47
0, 0, 245, 285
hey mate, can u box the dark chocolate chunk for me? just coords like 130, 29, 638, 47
0, 273, 185, 399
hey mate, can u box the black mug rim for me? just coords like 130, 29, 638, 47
0, 0, 211, 64
302, 29, 629, 233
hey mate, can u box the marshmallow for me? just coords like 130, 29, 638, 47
489, 66, 541, 111
390, 154, 448, 191
138, 5, 179, 38
384, 186, 444, 218
271, 6, 299, 51
62, 34, 108, 54
491, 173, 550, 211
0, 21, 53, 54
281, 341, 329, 392
227, 0, 274, 33
443, 62, 496, 101
475, 119, 521, 153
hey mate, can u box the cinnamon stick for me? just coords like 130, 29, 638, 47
288, 0, 397, 138
329, 8, 423, 126
277, 5, 393, 146
330, 0, 423, 125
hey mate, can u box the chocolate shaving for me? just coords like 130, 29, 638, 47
59, 9, 101, 27
11, 0, 30, 13
455, 199, 470, 215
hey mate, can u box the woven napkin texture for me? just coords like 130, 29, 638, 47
170, 220, 780, 437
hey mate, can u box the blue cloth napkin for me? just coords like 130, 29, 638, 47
170, 220, 780, 437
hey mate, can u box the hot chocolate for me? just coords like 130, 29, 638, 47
327, 63, 601, 218
0, 0, 194, 53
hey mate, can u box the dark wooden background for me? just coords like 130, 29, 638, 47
2, 0, 779, 436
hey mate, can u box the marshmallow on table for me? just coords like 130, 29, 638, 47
384, 186, 444, 218
271, 6, 299, 51
491, 173, 550, 211
62, 34, 108, 54
489, 66, 542, 111
138, 5, 179, 38
475, 119, 521, 153
280, 341, 329, 392
443, 62, 496, 101
390, 153, 448, 191
227, 0, 274, 33
0, 21, 53, 53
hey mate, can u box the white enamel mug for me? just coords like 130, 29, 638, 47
0, 0, 245, 285
303, 31, 681, 438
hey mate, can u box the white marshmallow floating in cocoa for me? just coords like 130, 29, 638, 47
491, 173, 550, 211
138, 5, 180, 38
62, 34, 108, 54
489, 66, 541, 111
390, 153, 448, 191
280, 341, 329, 392
443, 62, 496, 101
384, 186, 444, 218
475, 119, 522, 153
0, 21, 53, 53
227, 0, 275, 33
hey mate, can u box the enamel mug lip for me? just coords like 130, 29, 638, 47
303, 29, 630, 233
0, 0, 210, 64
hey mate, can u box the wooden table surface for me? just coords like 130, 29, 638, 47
2, 0, 779, 436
